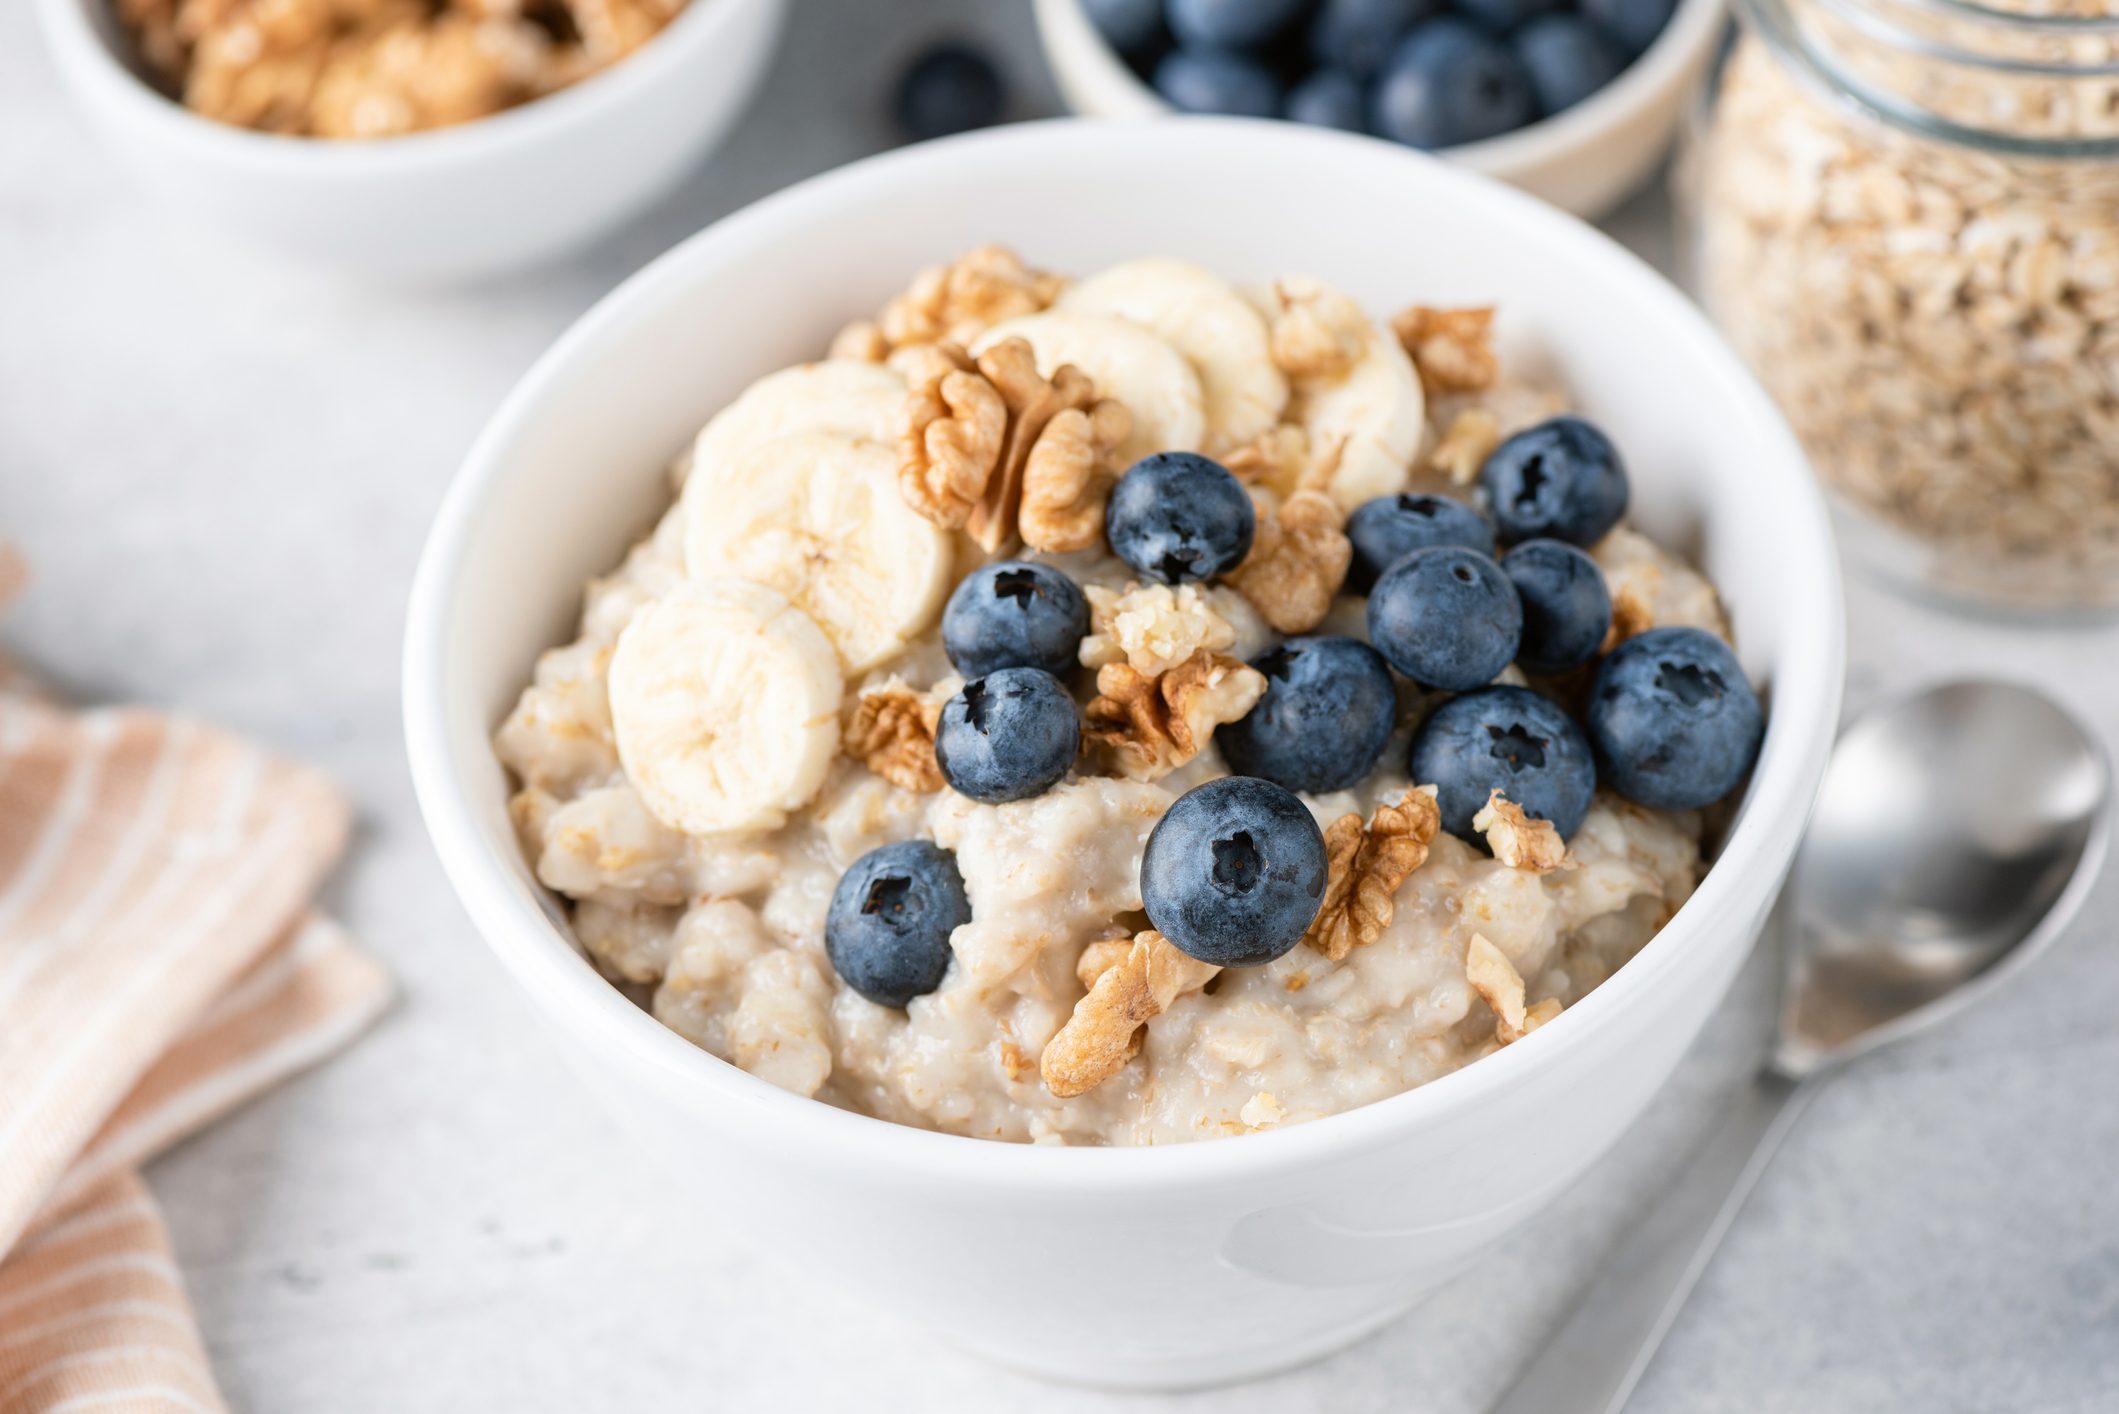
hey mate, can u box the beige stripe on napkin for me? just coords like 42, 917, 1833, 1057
0, 692, 391, 1412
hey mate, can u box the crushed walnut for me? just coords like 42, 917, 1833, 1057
1304, 786, 1442, 962
1427, 408, 1504, 486
1040, 930, 1219, 1098
1392, 306, 1499, 399
843, 680, 948, 794
841, 246, 1068, 357
1083, 650, 1266, 782
1078, 582, 1237, 677
1472, 790, 1574, 874
1465, 933, 1563, 1045
1225, 486, 1352, 634
120, 0, 681, 138
896, 338, 1127, 553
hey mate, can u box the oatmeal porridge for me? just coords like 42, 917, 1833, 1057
495, 246, 1763, 1146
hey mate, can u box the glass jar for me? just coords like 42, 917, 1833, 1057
1682, 0, 2119, 614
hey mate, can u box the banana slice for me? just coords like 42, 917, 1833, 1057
684, 431, 951, 674
683, 360, 906, 490
1059, 258, 1287, 452
974, 311, 1205, 467
1251, 278, 1426, 511
608, 580, 844, 836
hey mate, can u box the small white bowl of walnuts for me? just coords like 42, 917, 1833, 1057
35, 0, 787, 280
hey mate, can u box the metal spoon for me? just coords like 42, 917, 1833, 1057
1492, 679, 2110, 1414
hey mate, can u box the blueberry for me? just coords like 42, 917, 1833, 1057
1141, 776, 1328, 967
1371, 19, 1535, 149
1366, 545, 1523, 692
1513, 14, 1623, 116
1582, 0, 1677, 59
1587, 627, 1763, 811
1450, 0, 1563, 35
1308, 0, 1435, 77
942, 560, 1089, 679
1152, 48, 1282, 116
1219, 637, 1398, 794
1409, 686, 1596, 842
1107, 451, 1256, 584
1083, 0, 1168, 57
825, 841, 970, 1008
893, 43, 1006, 143
1503, 539, 1612, 674
1346, 492, 1497, 591
1480, 415, 1630, 547
935, 667, 1080, 803
1166, 0, 1308, 51
1284, 69, 1367, 130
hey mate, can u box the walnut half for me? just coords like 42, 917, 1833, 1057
896, 338, 1128, 554
1040, 930, 1219, 1098
1305, 786, 1442, 961
868, 245, 1067, 354
1083, 650, 1266, 782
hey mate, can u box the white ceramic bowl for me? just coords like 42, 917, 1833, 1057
35, 0, 786, 282
404, 119, 1842, 1389
1034, 0, 1725, 220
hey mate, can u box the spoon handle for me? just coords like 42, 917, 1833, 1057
1488, 1070, 1818, 1414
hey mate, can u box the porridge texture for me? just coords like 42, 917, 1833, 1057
496, 248, 1752, 1145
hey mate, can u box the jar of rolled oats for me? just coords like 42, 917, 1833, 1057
1683, 0, 2119, 613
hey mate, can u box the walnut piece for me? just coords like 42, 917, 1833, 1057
1078, 582, 1237, 677
1083, 650, 1266, 781
874, 245, 1067, 353
1226, 488, 1352, 634
1264, 278, 1369, 379
828, 319, 890, 362
1392, 306, 1499, 398
1466, 932, 1563, 1045
1472, 790, 1574, 873
1305, 786, 1442, 961
895, 337, 1127, 553
1040, 930, 1219, 1098
1221, 423, 1315, 499
1428, 408, 1504, 485
843, 680, 947, 793
1602, 583, 1656, 652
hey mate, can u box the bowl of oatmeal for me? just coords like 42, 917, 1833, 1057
35, 0, 786, 279
405, 119, 1842, 1386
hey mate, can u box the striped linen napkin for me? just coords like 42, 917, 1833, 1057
0, 598, 390, 1409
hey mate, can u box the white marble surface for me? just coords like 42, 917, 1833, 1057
7, 3, 2119, 1410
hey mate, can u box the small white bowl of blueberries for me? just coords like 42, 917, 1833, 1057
1034, 0, 1726, 218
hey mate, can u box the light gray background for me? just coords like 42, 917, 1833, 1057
6, 3, 2117, 1410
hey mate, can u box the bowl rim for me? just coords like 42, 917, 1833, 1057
404, 116, 1844, 1195
1032, 0, 1729, 176
33, 0, 756, 172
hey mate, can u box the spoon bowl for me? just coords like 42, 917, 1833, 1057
1778, 680, 2110, 1073
1494, 679, 2109, 1414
